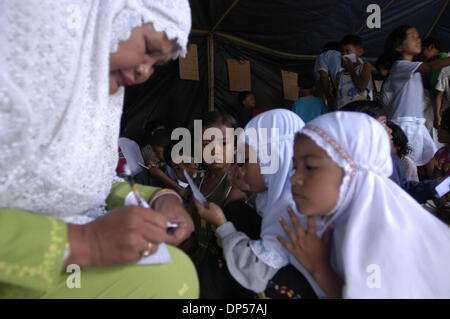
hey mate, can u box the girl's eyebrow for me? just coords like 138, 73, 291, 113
293, 154, 325, 160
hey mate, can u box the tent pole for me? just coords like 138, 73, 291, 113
425, 0, 448, 38
208, 34, 215, 112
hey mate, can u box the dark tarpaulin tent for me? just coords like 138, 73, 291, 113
121, 0, 450, 146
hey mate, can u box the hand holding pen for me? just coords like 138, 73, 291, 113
123, 164, 178, 229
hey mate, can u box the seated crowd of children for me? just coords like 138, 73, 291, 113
117, 25, 450, 298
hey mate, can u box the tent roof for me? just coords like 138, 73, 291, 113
122, 0, 450, 144
190, 0, 450, 59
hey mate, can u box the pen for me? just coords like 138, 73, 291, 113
123, 164, 178, 229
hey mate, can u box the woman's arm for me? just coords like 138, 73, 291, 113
417, 57, 450, 73
0, 209, 68, 291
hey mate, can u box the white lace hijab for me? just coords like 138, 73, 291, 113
237, 109, 306, 268
0, 0, 191, 219
299, 111, 450, 298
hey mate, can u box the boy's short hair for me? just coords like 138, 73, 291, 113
441, 108, 450, 130
340, 100, 387, 119
340, 35, 363, 48
298, 72, 315, 89
238, 91, 254, 106
149, 128, 171, 149
387, 121, 411, 158
422, 37, 442, 51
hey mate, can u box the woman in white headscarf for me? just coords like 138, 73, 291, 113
278, 111, 450, 298
0, 0, 198, 298
194, 109, 310, 294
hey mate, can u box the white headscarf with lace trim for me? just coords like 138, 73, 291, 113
0, 0, 191, 219
296, 111, 450, 298
237, 109, 306, 268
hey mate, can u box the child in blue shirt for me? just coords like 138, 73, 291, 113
292, 73, 328, 123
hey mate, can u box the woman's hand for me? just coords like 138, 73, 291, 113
276, 207, 333, 276
227, 164, 252, 193
193, 198, 227, 227
67, 205, 168, 267
152, 193, 194, 246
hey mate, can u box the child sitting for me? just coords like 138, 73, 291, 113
146, 129, 188, 196
341, 100, 438, 204
237, 91, 263, 128
387, 121, 419, 182
187, 111, 249, 298
336, 35, 374, 108
194, 109, 320, 299
141, 120, 167, 166
292, 72, 328, 123
277, 111, 450, 298
433, 108, 450, 206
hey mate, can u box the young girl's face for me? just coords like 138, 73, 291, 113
238, 143, 267, 193
109, 23, 180, 94
397, 28, 422, 58
291, 135, 344, 216
202, 123, 234, 171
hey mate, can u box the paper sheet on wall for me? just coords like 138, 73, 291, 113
281, 70, 298, 101
227, 59, 251, 92
179, 44, 199, 81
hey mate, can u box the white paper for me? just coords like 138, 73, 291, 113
183, 169, 207, 203
137, 162, 149, 170
177, 179, 189, 188
137, 243, 172, 265
124, 191, 178, 228
435, 175, 450, 198
124, 189, 150, 208
343, 53, 357, 63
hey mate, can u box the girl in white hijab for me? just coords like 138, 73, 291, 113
278, 111, 450, 298
195, 109, 308, 293
0, 0, 198, 298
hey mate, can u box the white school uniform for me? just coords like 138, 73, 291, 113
382, 60, 437, 166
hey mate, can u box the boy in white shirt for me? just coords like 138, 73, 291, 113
336, 35, 374, 108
